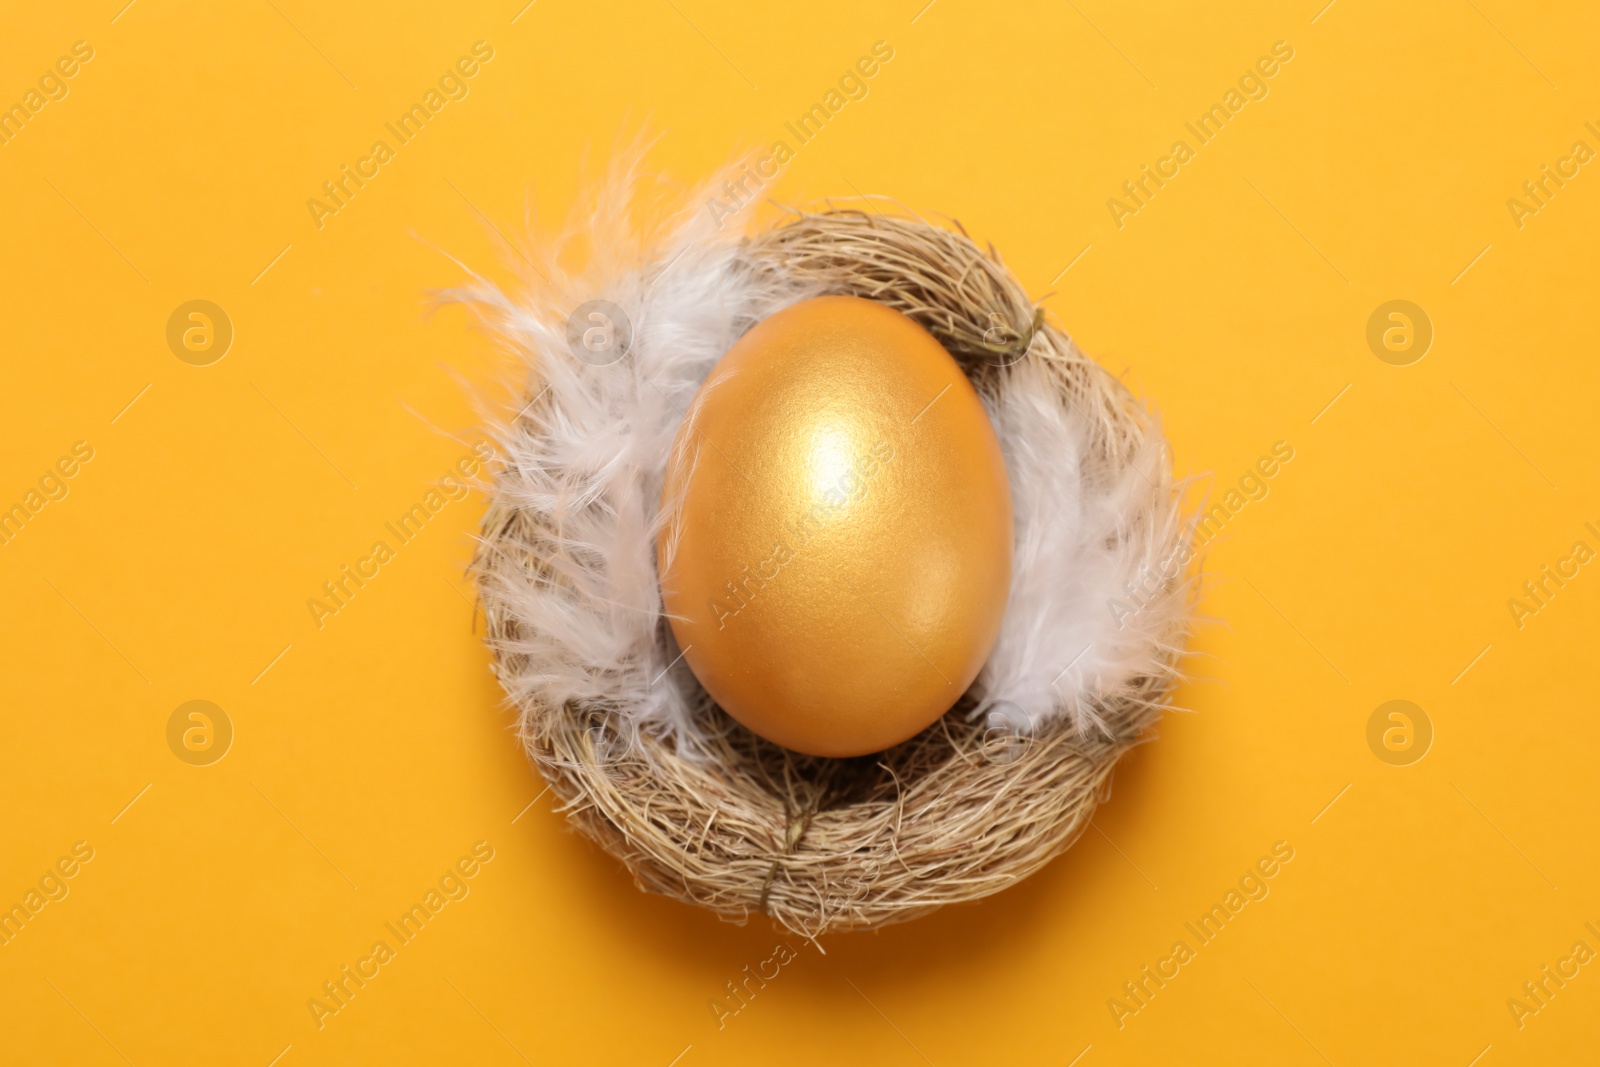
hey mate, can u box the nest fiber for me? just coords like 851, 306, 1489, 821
468, 171, 1190, 936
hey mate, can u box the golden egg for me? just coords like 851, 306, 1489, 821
657, 295, 1013, 757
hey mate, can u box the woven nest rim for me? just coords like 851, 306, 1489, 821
472, 206, 1189, 938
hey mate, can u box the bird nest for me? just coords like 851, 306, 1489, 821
468, 189, 1190, 939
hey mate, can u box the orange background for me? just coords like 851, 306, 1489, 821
2, 1, 1597, 1064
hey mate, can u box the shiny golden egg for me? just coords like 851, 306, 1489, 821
657, 296, 1013, 757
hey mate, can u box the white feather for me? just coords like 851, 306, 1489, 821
973, 358, 1190, 739
460, 157, 1188, 755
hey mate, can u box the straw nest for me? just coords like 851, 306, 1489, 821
472, 206, 1189, 938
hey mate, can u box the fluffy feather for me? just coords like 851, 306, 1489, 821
973, 357, 1190, 738
459, 155, 1189, 755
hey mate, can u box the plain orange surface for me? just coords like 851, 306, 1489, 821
1, 2, 1598, 1064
